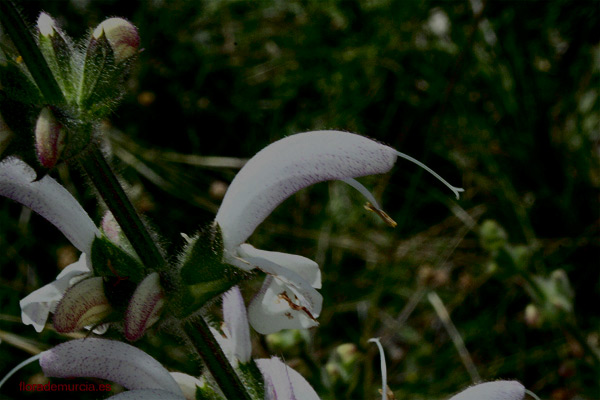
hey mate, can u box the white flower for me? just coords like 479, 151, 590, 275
215, 130, 463, 334
448, 381, 525, 400
214, 286, 320, 399
40, 338, 186, 400
0, 157, 100, 332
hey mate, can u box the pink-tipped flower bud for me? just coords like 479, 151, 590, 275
92, 18, 140, 63
53, 277, 112, 333
124, 272, 165, 341
35, 107, 66, 169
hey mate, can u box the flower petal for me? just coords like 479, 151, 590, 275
222, 286, 252, 363
215, 131, 398, 250
248, 276, 321, 334
241, 247, 322, 334
256, 357, 319, 400
40, 338, 183, 396
239, 244, 321, 289
125, 272, 165, 341
448, 381, 525, 400
107, 389, 184, 400
20, 254, 90, 332
170, 372, 204, 400
52, 277, 112, 333
0, 157, 99, 253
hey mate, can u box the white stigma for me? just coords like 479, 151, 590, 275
394, 150, 464, 199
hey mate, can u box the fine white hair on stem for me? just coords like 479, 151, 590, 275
394, 150, 464, 200
0, 353, 43, 389
368, 337, 387, 400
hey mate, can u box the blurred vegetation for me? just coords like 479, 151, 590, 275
1, 1, 598, 399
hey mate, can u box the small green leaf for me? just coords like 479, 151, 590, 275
91, 235, 146, 284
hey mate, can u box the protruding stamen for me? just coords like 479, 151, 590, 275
394, 150, 464, 199
368, 337, 387, 400
525, 389, 541, 400
342, 178, 397, 227
0, 353, 42, 390
364, 202, 397, 228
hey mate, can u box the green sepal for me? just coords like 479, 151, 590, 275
77, 31, 131, 118
179, 224, 228, 285
195, 380, 225, 400
38, 30, 75, 101
78, 32, 115, 109
91, 234, 147, 284
179, 272, 245, 318
237, 360, 265, 399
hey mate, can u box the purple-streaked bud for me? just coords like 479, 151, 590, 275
93, 18, 140, 63
35, 107, 65, 169
448, 381, 525, 400
39, 338, 183, 396
53, 277, 112, 333
124, 272, 164, 341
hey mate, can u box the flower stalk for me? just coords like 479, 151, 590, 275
0, 4, 252, 398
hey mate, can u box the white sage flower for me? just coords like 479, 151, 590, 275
215, 130, 463, 334
0, 157, 100, 332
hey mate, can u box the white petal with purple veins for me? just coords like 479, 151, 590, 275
222, 286, 251, 363
257, 357, 320, 400
448, 381, 525, 400
0, 157, 99, 252
40, 338, 183, 396
215, 131, 398, 250
106, 389, 184, 400
239, 244, 321, 289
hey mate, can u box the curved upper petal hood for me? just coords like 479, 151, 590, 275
0, 157, 99, 253
448, 381, 525, 400
40, 338, 183, 396
215, 131, 397, 250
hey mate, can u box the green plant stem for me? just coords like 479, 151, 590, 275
0, 0, 66, 105
78, 145, 164, 270
184, 319, 253, 400
0, 5, 253, 398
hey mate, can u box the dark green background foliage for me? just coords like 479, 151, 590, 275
1, 1, 598, 399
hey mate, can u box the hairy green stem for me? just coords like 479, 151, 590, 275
0, 5, 253, 398
184, 319, 253, 400
78, 145, 165, 270
0, 0, 66, 105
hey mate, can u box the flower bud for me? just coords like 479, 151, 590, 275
124, 272, 165, 341
35, 107, 66, 169
93, 18, 140, 63
53, 277, 112, 333
101, 211, 122, 243
37, 12, 56, 37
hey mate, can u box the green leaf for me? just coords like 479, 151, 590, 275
91, 235, 147, 284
